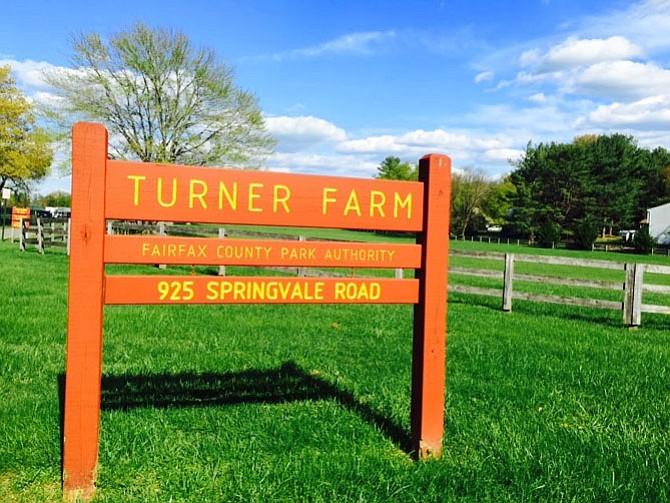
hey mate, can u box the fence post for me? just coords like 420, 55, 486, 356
502, 253, 515, 311
623, 263, 643, 327
298, 236, 307, 277
19, 219, 26, 252
395, 268, 404, 279
157, 222, 167, 270
37, 218, 44, 254
218, 228, 226, 276
67, 218, 71, 256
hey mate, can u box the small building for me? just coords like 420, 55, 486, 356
647, 202, 670, 245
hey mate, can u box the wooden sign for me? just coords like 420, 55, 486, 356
63, 122, 451, 499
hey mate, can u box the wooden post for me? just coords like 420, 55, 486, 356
158, 222, 167, 270
631, 264, 643, 327
411, 154, 451, 459
623, 263, 644, 327
63, 123, 108, 499
19, 219, 26, 251
298, 236, 307, 277
218, 227, 226, 276
502, 253, 514, 312
67, 218, 71, 256
37, 218, 44, 254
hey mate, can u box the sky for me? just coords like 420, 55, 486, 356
2, 0, 670, 194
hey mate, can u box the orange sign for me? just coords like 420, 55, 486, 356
11, 207, 30, 228
106, 160, 424, 231
63, 122, 451, 499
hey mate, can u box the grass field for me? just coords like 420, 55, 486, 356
1, 235, 670, 502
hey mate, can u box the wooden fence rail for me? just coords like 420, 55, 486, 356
449, 250, 670, 327
19, 218, 70, 254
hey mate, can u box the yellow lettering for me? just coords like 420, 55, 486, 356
189, 179, 208, 209
234, 281, 246, 299
273, 184, 291, 213
248, 183, 263, 212
206, 281, 218, 300
157, 177, 178, 207
370, 282, 381, 300
322, 188, 337, 215
221, 282, 233, 298
370, 190, 386, 218
343, 190, 361, 217
141, 243, 150, 256
128, 175, 146, 206
218, 181, 238, 210
394, 193, 412, 219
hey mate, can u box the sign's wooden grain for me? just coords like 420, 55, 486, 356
63, 122, 451, 499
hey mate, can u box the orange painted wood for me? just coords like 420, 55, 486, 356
104, 235, 422, 268
104, 276, 419, 305
411, 154, 451, 459
104, 160, 424, 231
63, 122, 453, 497
63, 123, 108, 497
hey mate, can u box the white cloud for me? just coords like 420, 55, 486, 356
337, 135, 407, 154
527, 92, 548, 104
269, 31, 396, 61
575, 94, 670, 130
474, 71, 494, 83
537, 36, 643, 72
0, 58, 55, 91
482, 148, 525, 162
569, 60, 670, 99
266, 151, 379, 178
265, 116, 347, 150
578, 0, 670, 53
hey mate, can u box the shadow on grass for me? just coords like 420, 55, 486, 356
58, 362, 411, 455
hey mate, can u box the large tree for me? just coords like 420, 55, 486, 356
44, 23, 275, 168
0, 66, 53, 193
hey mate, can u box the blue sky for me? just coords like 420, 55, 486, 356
2, 0, 670, 194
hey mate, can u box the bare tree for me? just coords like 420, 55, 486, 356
451, 168, 492, 238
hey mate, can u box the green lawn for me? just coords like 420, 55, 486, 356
1, 237, 670, 502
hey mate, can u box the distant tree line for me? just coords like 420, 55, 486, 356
375, 134, 670, 249
375, 156, 513, 239
507, 134, 670, 248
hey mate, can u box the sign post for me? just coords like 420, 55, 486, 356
63, 122, 451, 499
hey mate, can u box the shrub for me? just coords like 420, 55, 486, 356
633, 226, 656, 255
535, 219, 561, 248
573, 216, 600, 250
